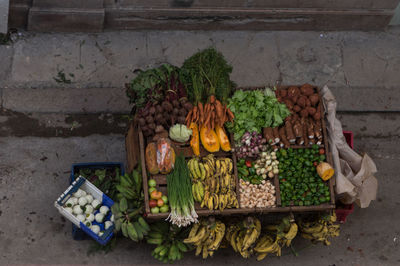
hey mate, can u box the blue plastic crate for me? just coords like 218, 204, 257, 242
55, 176, 115, 245
69, 162, 124, 241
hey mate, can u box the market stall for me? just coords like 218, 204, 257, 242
54, 47, 376, 262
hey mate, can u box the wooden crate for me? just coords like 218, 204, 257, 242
139, 130, 241, 219
129, 86, 335, 220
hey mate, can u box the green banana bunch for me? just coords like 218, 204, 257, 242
148, 221, 191, 263
115, 169, 143, 207
112, 197, 150, 242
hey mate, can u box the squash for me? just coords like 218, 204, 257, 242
200, 125, 220, 153
317, 162, 334, 181
189, 122, 200, 156
215, 125, 231, 152
145, 142, 159, 175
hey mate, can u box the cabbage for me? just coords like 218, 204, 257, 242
169, 124, 192, 142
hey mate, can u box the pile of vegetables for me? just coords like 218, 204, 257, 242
263, 84, 323, 148
64, 188, 114, 237
226, 88, 291, 142
166, 154, 198, 227
239, 179, 276, 208
148, 179, 170, 214
276, 146, 330, 207
235, 131, 267, 159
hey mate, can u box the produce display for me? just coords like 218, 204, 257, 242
64, 188, 114, 236
57, 47, 346, 263
277, 146, 331, 207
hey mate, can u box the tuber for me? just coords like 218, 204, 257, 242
148, 123, 156, 130
155, 105, 163, 114
177, 116, 186, 124
263, 127, 275, 144
297, 96, 307, 108
146, 115, 154, 124
307, 107, 317, 116
183, 102, 193, 111
284, 121, 296, 143
138, 118, 146, 126
300, 109, 309, 118
149, 106, 156, 115
161, 101, 173, 112
306, 119, 315, 139
300, 84, 314, 96
155, 125, 165, 133
309, 94, 319, 106
279, 127, 290, 147
172, 100, 180, 108
293, 121, 303, 138
288, 86, 300, 98
313, 111, 321, 121
305, 98, 311, 107
272, 127, 280, 144
283, 99, 294, 110
279, 89, 288, 98
293, 105, 301, 113
172, 108, 179, 116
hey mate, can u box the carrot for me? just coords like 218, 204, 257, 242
192, 106, 198, 124
215, 100, 224, 122
211, 112, 215, 130
198, 102, 204, 124
227, 108, 234, 121
209, 95, 216, 104
185, 109, 193, 127
222, 105, 227, 125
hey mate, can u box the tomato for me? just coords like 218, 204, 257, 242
245, 160, 252, 168
149, 199, 157, 208
319, 148, 325, 155
313, 161, 318, 167
157, 199, 164, 207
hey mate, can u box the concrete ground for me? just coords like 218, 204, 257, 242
1, 28, 400, 265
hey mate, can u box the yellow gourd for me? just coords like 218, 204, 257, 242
317, 162, 335, 181
215, 125, 231, 152
189, 122, 200, 156
200, 125, 220, 153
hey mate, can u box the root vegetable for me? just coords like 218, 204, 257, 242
172, 108, 179, 116
272, 127, 280, 143
172, 100, 180, 108
279, 127, 290, 147
155, 105, 163, 114
184, 102, 193, 111
293, 105, 301, 112
149, 106, 156, 115
146, 116, 154, 124
161, 101, 173, 112
293, 121, 303, 138
309, 94, 319, 106
284, 120, 296, 143
300, 84, 315, 96
288, 86, 300, 99
263, 127, 275, 144
179, 108, 187, 117
279, 89, 288, 98
297, 96, 307, 108
138, 118, 146, 126
283, 99, 294, 110
307, 107, 317, 116
300, 109, 309, 118
307, 119, 315, 139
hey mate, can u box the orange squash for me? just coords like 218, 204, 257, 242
215, 125, 231, 152
200, 125, 220, 153
189, 122, 200, 156
317, 162, 334, 181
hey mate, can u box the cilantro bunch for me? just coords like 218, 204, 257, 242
226, 88, 291, 142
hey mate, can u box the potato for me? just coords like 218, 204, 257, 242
288, 86, 300, 98
300, 109, 309, 118
279, 89, 288, 98
297, 96, 307, 108
309, 94, 319, 106
307, 107, 316, 115
300, 84, 314, 96
283, 99, 294, 110
293, 105, 301, 112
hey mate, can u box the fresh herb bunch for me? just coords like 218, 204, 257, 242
180, 47, 236, 104
126, 64, 186, 112
78, 167, 121, 201
226, 88, 291, 141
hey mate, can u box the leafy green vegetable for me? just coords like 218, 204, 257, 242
126, 64, 183, 110
180, 47, 236, 104
226, 88, 291, 141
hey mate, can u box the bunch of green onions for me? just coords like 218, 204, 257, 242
166, 154, 198, 227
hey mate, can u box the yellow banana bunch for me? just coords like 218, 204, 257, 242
192, 181, 205, 203
199, 156, 238, 211
184, 218, 226, 259
228, 217, 262, 258
299, 212, 340, 246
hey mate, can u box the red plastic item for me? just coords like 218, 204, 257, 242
335, 131, 355, 223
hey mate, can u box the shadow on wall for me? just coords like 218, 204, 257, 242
390, 1, 400, 25
0, 0, 9, 33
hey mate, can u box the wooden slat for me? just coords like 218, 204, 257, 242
139, 130, 151, 214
